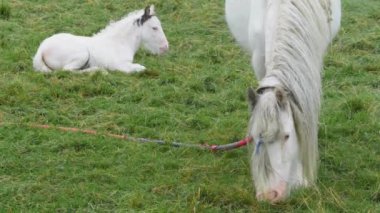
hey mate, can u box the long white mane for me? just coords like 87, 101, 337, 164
263, 0, 333, 183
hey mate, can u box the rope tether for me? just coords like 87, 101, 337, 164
3, 123, 253, 152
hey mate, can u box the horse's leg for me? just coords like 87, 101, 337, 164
248, 0, 266, 80
78, 66, 101, 72
225, 0, 266, 79
330, 0, 341, 39
110, 62, 146, 73
225, 0, 252, 52
62, 50, 90, 71
67, 66, 109, 75
251, 47, 266, 80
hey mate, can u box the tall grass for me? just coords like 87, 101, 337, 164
0, 1, 11, 20
0, 0, 379, 211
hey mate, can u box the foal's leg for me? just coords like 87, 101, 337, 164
79, 66, 101, 72
110, 62, 146, 73
62, 51, 91, 71
69, 67, 109, 75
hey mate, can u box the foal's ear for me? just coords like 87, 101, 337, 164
247, 87, 257, 109
149, 5, 156, 15
143, 5, 151, 16
140, 5, 154, 25
275, 87, 288, 108
144, 5, 155, 16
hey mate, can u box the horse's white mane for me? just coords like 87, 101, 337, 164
94, 9, 145, 37
263, 0, 333, 183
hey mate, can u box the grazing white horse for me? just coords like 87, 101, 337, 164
225, 0, 341, 202
33, 5, 169, 73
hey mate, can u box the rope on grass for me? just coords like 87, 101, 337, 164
3, 123, 253, 152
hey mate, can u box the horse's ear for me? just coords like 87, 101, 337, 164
275, 87, 288, 108
247, 87, 257, 109
143, 5, 151, 16
149, 5, 156, 15
139, 5, 153, 26
143, 5, 155, 17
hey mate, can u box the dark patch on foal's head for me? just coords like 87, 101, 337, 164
136, 5, 154, 26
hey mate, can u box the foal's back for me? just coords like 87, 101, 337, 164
33, 33, 90, 72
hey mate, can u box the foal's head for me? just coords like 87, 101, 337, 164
247, 86, 304, 202
137, 5, 169, 55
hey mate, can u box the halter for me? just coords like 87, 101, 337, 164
255, 135, 264, 155
257, 83, 303, 113
256, 86, 276, 95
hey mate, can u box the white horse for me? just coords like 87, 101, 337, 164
225, 0, 341, 202
33, 5, 169, 73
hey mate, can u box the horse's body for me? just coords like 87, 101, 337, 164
225, 0, 341, 202
226, 0, 341, 80
33, 5, 169, 73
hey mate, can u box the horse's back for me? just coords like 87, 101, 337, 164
225, 0, 341, 80
40, 33, 87, 48
226, 0, 341, 48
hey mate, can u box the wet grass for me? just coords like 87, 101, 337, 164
0, 0, 379, 211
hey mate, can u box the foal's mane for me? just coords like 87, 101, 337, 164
94, 9, 145, 37
263, 0, 333, 184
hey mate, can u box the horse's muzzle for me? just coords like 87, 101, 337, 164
256, 181, 287, 203
159, 43, 169, 54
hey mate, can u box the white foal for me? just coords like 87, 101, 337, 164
33, 5, 169, 74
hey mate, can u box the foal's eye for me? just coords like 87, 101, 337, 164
152, 27, 158, 31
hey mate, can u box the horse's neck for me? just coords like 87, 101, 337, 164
94, 19, 142, 53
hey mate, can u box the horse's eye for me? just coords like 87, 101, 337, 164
152, 27, 158, 31
284, 134, 290, 140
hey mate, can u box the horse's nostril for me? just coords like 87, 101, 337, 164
257, 190, 283, 202
159, 44, 169, 53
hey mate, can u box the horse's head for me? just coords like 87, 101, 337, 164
138, 5, 169, 55
247, 86, 305, 202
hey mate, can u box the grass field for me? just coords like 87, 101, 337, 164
0, 0, 379, 211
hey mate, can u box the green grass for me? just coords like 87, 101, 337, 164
0, 0, 379, 211
0, 1, 10, 20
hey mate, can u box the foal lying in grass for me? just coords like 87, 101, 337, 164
33, 5, 169, 74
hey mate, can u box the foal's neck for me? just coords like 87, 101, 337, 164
95, 19, 143, 54
114, 27, 142, 53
